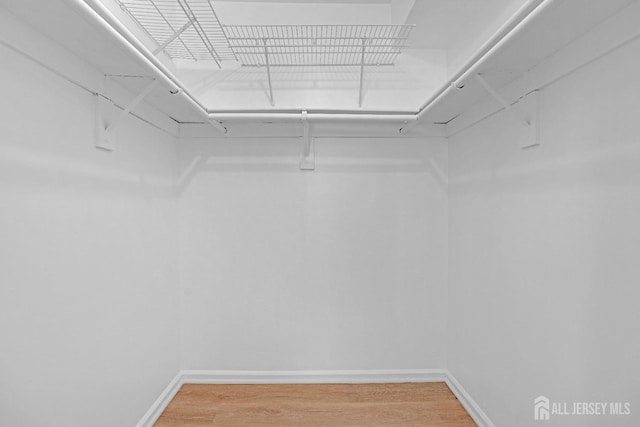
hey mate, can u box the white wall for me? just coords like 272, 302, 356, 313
0, 29, 180, 427
185, 49, 448, 112
7, 1, 640, 426
445, 0, 532, 77
177, 136, 448, 370
447, 34, 640, 426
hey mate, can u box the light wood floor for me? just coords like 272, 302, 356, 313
154, 382, 477, 426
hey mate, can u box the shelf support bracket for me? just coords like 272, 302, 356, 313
300, 111, 315, 170
152, 18, 194, 55
106, 79, 158, 134
358, 38, 367, 107
475, 73, 539, 148
96, 78, 158, 151
263, 38, 274, 106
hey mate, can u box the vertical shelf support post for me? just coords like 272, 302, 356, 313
359, 38, 367, 107
263, 38, 274, 106
300, 111, 315, 170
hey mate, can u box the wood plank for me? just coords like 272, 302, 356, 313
155, 382, 476, 427
155, 417, 215, 427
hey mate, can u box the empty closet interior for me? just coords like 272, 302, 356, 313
1, 0, 639, 426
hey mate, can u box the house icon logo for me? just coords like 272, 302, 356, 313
535, 396, 550, 420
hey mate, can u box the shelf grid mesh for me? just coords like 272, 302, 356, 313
112, 2, 414, 106
224, 25, 414, 67
116, 0, 236, 66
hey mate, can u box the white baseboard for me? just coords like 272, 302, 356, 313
135, 372, 184, 427
445, 370, 496, 427
181, 369, 447, 384
136, 368, 497, 427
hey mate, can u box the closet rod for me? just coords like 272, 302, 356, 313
206, 113, 417, 123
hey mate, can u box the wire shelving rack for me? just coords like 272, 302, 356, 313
115, 0, 235, 67
224, 25, 413, 67
224, 24, 413, 106
113, 1, 415, 106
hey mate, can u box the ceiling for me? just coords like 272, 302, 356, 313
405, 0, 528, 48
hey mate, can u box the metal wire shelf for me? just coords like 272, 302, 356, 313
224, 24, 413, 106
224, 25, 414, 67
115, 0, 235, 67
112, 2, 414, 106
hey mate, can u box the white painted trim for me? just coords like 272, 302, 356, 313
135, 369, 446, 426
181, 369, 447, 384
135, 372, 184, 427
445, 370, 496, 427
137, 369, 501, 427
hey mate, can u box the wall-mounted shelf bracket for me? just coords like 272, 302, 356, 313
95, 77, 158, 151
207, 118, 227, 134
475, 73, 539, 148
300, 111, 315, 170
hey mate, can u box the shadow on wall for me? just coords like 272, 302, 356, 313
200, 66, 423, 107
0, 134, 174, 199
175, 138, 447, 195
449, 123, 640, 198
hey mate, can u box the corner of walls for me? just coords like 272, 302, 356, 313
443, 129, 450, 374
445, 371, 497, 427
135, 371, 184, 427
